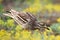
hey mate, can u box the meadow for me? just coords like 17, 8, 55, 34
0, 0, 60, 40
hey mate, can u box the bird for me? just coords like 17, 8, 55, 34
3, 9, 50, 33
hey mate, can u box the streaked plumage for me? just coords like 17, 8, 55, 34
3, 9, 50, 33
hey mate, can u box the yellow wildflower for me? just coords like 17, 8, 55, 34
53, 5, 60, 11
21, 30, 31, 38
55, 35, 60, 40
0, 29, 6, 37
49, 35, 55, 40
57, 18, 60, 23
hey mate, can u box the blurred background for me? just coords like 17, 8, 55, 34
0, 0, 60, 40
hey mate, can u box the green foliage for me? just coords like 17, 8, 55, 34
0, 4, 3, 13
15, 25, 22, 31
6, 19, 15, 27
0, 19, 4, 25
51, 23, 60, 34
0, 19, 16, 30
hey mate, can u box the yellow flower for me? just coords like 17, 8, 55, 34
31, 38, 36, 40
0, 30, 6, 37
45, 4, 53, 11
21, 30, 31, 38
49, 35, 55, 40
53, 5, 60, 11
55, 35, 60, 40
15, 32, 20, 39
57, 18, 60, 23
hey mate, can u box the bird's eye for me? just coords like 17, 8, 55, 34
46, 27, 50, 30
